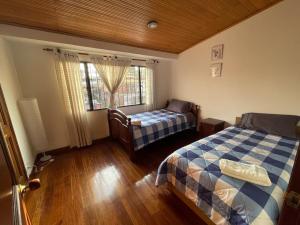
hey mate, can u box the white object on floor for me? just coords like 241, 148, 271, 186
40, 152, 52, 162
219, 159, 272, 186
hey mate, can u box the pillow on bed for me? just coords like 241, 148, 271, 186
166, 99, 192, 113
238, 113, 300, 139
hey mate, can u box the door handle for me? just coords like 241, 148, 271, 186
20, 178, 41, 195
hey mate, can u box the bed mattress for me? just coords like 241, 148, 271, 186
156, 126, 299, 225
129, 109, 195, 150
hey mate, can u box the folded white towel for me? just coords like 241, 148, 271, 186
219, 159, 272, 187
131, 120, 142, 126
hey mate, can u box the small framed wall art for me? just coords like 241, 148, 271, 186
211, 44, 224, 61
210, 63, 223, 77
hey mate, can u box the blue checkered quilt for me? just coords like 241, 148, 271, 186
129, 109, 195, 151
156, 126, 299, 225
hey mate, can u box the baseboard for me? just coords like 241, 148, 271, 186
92, 136, 111, 144
35, 136, 110, 162
30, 136, 110, 178
35, 146, 70, 162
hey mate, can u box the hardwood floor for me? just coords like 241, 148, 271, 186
25, 131, 207, 225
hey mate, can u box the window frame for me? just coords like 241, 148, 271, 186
81, 62, 145, 111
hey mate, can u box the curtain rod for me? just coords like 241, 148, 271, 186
42, 48, 158, 63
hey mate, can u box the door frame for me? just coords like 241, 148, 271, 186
0, 85, 28, 184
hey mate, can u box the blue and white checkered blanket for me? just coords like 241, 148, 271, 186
129, 109, 195, 151
156, 126, 299, 225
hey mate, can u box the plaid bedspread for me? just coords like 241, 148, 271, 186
129, 109, 195, 151
156, 126, 299, 225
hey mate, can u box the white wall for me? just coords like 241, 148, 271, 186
8, 42, 69, 150
0, 38, 34, 175
171, 0, 300, 124
0, 24, 177, 60
8, 40, 172, 150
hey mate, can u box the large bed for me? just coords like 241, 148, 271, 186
156, 113, 300, 225
107, 99, 199, 161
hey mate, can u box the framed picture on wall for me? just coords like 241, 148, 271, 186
210, 63, 223, 77
211, 44, 224, 61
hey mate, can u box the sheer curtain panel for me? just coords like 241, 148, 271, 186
91, 57, 131, 108
53, 51, 92, 148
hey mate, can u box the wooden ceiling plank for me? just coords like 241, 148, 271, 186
57, 0, 205, 38
0, 0, 282, 53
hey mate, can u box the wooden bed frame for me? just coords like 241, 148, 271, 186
107, 101, 200, 161
167, 117, 300, 225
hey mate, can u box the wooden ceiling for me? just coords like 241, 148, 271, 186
0, 0, 281, 53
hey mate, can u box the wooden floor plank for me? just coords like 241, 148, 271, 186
25, 131, 207, 225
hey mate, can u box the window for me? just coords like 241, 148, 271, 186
80, 62, 146, 111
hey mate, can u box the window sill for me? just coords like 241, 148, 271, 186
118, 103, 145, 109
86, 108, 107, 112
86, 103, 145, 112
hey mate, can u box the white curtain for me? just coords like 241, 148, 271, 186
53, 51, 92, 148
90, 56, 131, 108
145, 61, 156, 111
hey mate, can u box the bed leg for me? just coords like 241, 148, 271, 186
128, 142, 136, 162
129, 150, 136, 162
107, 108, 112, 138
128, 120, 136, 162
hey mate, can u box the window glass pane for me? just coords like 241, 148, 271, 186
87, 63, 109, 109
80, 63, 91, 110
81, 63, 146, 111
116, 66, 141, 106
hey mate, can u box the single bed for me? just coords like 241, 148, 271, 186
156, 114, 300, 225
107, 100, 199, 161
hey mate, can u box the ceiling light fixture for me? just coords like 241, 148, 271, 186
147, 21, 158, 29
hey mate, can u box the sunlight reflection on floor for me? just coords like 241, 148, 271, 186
92, 165, 121, 202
